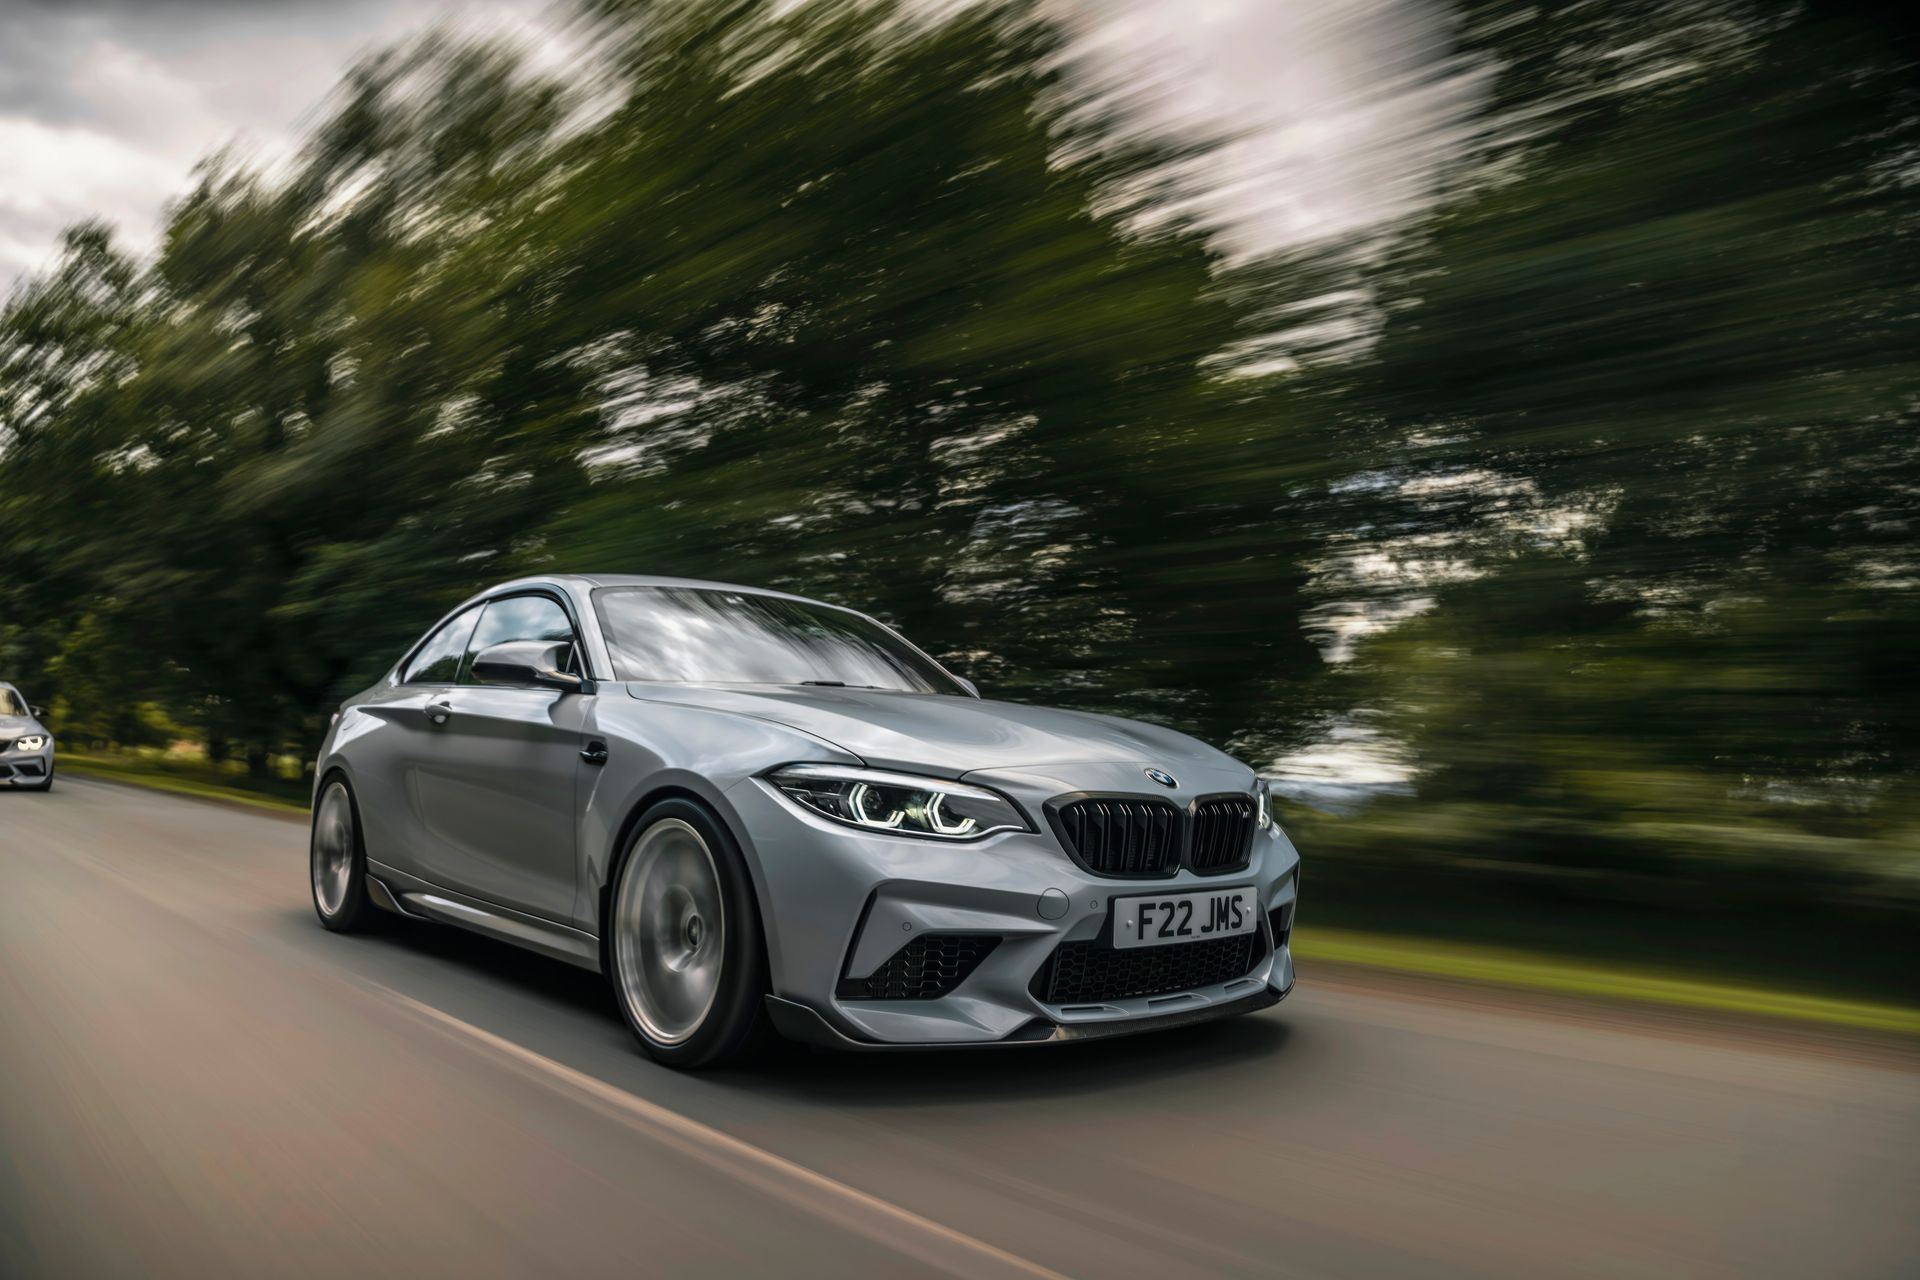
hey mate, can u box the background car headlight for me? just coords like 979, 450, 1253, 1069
1254, 777, 1273, 829
14, 735, 46, 752
769, 764, 1030, 840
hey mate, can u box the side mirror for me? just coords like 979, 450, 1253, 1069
29, 705, 45, 718
470, 640, 590, 693
956, 678, 980, 698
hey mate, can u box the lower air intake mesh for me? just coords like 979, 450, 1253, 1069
1029, 931, 1266, 1005
837, 934, 1001, 1000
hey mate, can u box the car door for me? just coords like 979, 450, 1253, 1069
356, 602, 484, 877
406, 591, 588, 922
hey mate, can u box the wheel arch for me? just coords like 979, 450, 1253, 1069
312, 755, 358, 809
596, 784, 774, 981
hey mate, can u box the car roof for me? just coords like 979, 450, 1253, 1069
497, 573, 833, 608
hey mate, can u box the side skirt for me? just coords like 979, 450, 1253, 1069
367, 860, 602, 973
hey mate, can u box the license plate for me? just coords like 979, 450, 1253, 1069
1113, 886, 1259, 949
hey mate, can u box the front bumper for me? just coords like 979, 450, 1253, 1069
727, 759, 1301, 1047
0, 743, 53, 785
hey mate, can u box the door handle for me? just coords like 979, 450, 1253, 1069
425, 699, 453, 726
580, 741, 609, 766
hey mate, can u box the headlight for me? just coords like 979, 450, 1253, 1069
14, 735, 46, 752
1254, 778, 1273, 829
769, 764, 1031, 841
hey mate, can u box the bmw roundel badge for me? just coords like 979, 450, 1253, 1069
1145, 768, 1178, 788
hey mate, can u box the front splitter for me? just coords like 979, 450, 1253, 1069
764, 982, 1288, 1052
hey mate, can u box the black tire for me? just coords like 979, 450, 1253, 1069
311, 775, 376, 933
606, 798, 770, 1068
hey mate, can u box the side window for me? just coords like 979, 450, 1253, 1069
401, 605, 482, 684
459, 594, 580, 684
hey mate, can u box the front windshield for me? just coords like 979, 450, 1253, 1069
593, 587, 964, 694
0, 688, 26, 717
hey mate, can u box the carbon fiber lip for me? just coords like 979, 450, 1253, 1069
764, 982, 1287, 1051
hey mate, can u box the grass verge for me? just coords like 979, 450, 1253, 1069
60, 752, 308, 814
1296, 926, 1920, 1036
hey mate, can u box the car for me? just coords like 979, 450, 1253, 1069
309, 574, 1300, 1066
0, 683, 55, 791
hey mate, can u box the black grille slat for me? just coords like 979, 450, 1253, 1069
1189, 796, 1255, 874
1050, 792, 1257, 878
1052, 797, 1182, 877
1030, 932, 1266, 1005
837, 934, 1000, 1001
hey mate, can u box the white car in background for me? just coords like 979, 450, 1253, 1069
0, 683, 54, 791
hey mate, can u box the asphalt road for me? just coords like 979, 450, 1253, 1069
2, 777, 1915, 1279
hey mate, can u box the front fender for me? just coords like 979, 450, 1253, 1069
575, 693, 862, 958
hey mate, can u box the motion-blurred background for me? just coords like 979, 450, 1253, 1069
1, 0, 1914, 1008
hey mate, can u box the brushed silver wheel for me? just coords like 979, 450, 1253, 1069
613, 817, 726, 1046
312, 780, 356, 919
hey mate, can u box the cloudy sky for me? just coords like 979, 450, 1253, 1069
0, 0, 1470, 287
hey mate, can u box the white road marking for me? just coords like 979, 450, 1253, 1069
378, 989, 1070, 1280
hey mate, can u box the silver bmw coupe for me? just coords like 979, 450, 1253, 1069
310, 575, 1300, 1066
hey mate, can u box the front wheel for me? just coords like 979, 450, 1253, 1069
607, 799, 769, 1068
311, 776, 375, 932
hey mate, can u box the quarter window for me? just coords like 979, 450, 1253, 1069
401, 605, 482, 684
460, 594, 580, 684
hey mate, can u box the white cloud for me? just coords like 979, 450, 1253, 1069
0, 0, 551, 287
0, 31, 284, 279
0, 110, 187, 278
1058, 0, 1479, 256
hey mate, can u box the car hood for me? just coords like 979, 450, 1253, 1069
621, 683, 1242, 776
0, 714, 45, 738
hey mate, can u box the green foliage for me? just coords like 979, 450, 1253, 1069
1, 0, 1329, 770
1299, 0, 1920, 906
0, 0, 1914, 932
43, 608, 178, 748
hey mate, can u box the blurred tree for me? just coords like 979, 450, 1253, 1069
534, 0, 1329, 748
0, 224, 145, 712
50, 44, 579, 771
1324, 0, 1920, 883
1, 0, 1914, 929
0, 1, 1333, 771
44, 608, 177, 750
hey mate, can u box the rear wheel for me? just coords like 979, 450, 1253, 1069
608, 799, 769, 1068
311, 776, 375, 932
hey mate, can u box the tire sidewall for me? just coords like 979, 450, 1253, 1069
608, 798, 767, 1067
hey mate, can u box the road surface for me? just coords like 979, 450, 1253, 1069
1, 777, 1915, 1278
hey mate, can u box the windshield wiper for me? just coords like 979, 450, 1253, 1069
795, 680, 888, 689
